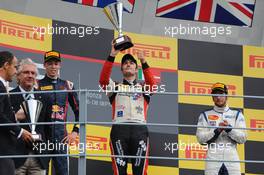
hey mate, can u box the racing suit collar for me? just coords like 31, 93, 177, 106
44, 75, 59, 84
213, 105, 230, 113
123, 79, 137, 85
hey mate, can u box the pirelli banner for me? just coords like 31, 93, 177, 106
243, 45, 264, 79
1, 9, 264, 175
0, 9, 52, 51
178, 70, 243, 108
114, 31, 178, 71
177, 42, 264, 175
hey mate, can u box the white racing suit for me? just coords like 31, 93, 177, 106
99, 56, 156, 175
196, 106, 247, 175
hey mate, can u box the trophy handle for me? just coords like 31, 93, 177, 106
103, 8, 118, 30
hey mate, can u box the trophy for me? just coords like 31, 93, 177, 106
104, 2, 133, 51
21, 99, 43, 141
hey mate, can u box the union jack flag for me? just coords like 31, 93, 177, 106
156, 0, 256, 27
63, 0, 135, 13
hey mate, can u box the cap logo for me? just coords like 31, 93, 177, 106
212, 83, 225, 89
45, 51, 59, 58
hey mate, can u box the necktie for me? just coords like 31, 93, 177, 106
25, 93, 31, 100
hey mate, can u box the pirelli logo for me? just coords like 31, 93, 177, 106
0, 19, 45, 41
121, 43, 170, 60
40, 85, 53, 91
250, 119, 264, 132
185, 146, 206, 159
184, 81, 236, 95
249, 55, 264, 69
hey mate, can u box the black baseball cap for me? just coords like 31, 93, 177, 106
211, 82, 228, 94
44, 50, 61, 62
121, 54, 137, 67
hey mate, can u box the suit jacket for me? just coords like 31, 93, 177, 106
0, 81, 21, 156
10, 86, 52, 170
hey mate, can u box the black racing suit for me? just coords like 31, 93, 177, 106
37, 75, 79, 175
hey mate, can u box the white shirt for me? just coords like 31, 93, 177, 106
0, 76, 8, 91
0, 76, 23, 138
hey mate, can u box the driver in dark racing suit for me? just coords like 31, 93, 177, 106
37, 50, 79, 175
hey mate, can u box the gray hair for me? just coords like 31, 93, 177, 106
17, 58, 39, 76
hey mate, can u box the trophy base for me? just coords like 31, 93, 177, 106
114, 35, 133, 51
32, 134, 42, 141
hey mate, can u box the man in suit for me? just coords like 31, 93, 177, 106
10, 58, 52, 175
0, 51, 32, 175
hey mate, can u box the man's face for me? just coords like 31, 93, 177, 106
121, 60, 137, 77
17, 64, 37, 90
44, 60, 61, 78
6, 56, 18, 82
212, 92, 227, 107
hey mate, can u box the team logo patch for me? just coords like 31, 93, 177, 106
224, 115, 234, 119
132, 93, 141, 100
135, 106, 143, 114
45, 51, 60, 58
52, 105, 63, 112
209, 121, 217, 126
117, 111, 123, 117
40, 85, 53, 90
51, 105, 65, 120
208, 115, 219, 120
116, 158, 126, 167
